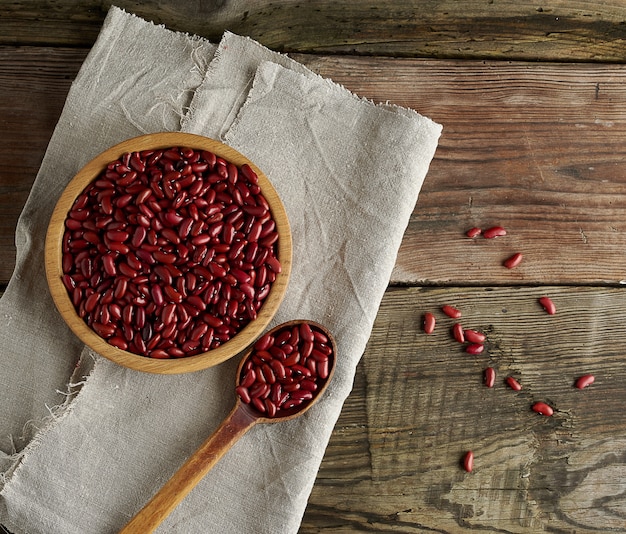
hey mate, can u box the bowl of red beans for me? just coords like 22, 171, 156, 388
45, 132, 292, 374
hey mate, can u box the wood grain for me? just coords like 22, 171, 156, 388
120, 402, 260, 533
0, 46, 86, 283
301, 285, 626, 532
3, 1, 626, 62
298, 56, 626, 286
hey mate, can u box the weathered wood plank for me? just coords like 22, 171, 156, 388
302, 285, 626, 532
3, 48, 626, 286
300, 55, 626, 286
0, 46, 86, 282
2, 1, 626, 62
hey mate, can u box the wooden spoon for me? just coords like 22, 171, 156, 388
119, 320, 336, 533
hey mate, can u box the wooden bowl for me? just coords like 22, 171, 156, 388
45, 132, 292, 374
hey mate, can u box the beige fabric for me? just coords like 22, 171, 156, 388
0, 7, 441, 533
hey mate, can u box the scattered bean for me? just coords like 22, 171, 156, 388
484, 367, 496, 388
532, 402, 554, 416
538, 296, 556, 315
505, 376, 522, 391
575, 374, 595, 389
452, 323, 465, 343
423, 312, 436, 334
462, 451, 474, 472
503, 252, 523, 269
466, 227, 482, 238
442, 305, 462, 319
483, 226, 507, 239
465, 343, 484, 355
464, 329, 485, 344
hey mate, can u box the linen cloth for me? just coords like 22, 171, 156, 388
0, 6, 441, 533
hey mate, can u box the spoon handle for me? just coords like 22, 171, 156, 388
119, 403, 258, 533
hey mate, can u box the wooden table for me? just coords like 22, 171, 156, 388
2, 2, 626, 531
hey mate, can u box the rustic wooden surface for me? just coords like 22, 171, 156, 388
2, 1, 626, 532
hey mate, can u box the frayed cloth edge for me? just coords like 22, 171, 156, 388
0, 351, 98, 489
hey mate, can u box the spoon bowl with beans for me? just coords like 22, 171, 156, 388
119, 319, 336, 533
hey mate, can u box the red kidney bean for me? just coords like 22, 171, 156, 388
532, 402, 554, 416
484, 367, 496, 388
151, 349, 170, 359
84, 292, 99, 314
538, 296, 556, 315
442, 305, 461, 319
106, 229, 130, 242
465, 227, 481, 238
464, 329, 485, 344
505, 376, 522, 391
283, 352, 300, 367
250, 397, 265, 413
270, 359, 287, 380
503, 252, 523, 269
240, 369, 256, 389
423, 312, 436, 334
265, 255, 281, 274
483, 226, 507, 239
452, 323, 465, 343
109, 336, 128, 350
575, 374, 595, 389
92, 322, 116, 338
462, 451, 474, 473
61, 274, 75, 291
235, 386, 251, 404
163, 284, 183, 304
102, 254, 117, 276
465, 343, 484, 355
299, 322, 314, 343
317, 359, 330, 379
236, 322, 333, 418
253, 333, 273, 351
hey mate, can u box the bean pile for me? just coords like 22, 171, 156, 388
236, 322, 334, 418
61, 146, 281, 358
